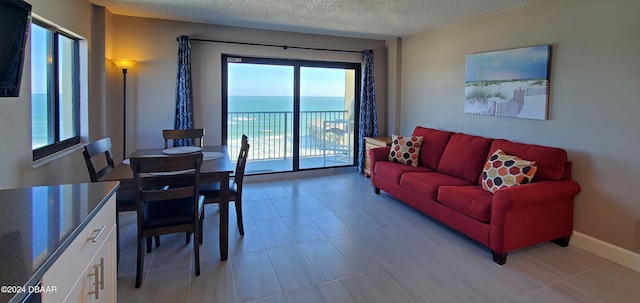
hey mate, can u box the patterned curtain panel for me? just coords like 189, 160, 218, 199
358, 49, 378, 172
174, 35, 194, 146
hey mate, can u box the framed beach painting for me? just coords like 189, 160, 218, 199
464, 45, 551, 120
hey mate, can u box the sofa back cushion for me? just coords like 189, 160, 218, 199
437, 133, 493, 184
489, 139, 567, 181
412, 126, 453, 170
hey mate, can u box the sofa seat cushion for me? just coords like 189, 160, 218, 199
411, 126, 453, 170
375, 161, 433, 184
489, 139, 567, 181
437, 133, 493, 184
400, 172, 473, 201
438, 186, 494, 223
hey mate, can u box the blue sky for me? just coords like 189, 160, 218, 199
228, 63, 346, 97
465, 45, 550, 82
30, 24, 47, 94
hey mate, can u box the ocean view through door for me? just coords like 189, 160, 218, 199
223, 55, 360, 174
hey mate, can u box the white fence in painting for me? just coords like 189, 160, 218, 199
467, 87, 547, 117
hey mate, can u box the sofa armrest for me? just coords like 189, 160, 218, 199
493, 180, 581, 211
490, 179, 581, 254
369, 146, 391, 173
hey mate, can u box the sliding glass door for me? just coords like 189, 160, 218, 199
299, 67, 356, 169
223, 55, 360, 174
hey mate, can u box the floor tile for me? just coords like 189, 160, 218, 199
254, 218, 297, 249
281, 214, 326, 243
329, 234, 392, 273
307, 211, 352, 237
247, 200, 280, 221
284, 284, 335, 303
116, 170, 640, 303
299, 239, 362, 282
295, 194, 330, 213
232, 250, 282, 302
323, 269, 417, 303
270, 196, 306, 217
266, 245, 321, 291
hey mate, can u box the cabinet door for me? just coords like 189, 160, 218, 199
41, 196, 116, 303
65, 225, 116, 303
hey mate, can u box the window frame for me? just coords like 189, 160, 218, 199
31, 20, 81, 161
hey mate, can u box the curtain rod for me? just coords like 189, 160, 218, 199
176, 37, 364, 54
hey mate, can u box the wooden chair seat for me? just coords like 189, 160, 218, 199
115, 188, 137, 209
142, 196, 204, 229
199, 180, 238, 196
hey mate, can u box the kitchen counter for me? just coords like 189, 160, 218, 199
0, 182, 119, 303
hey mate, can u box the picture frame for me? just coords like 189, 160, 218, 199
464, 45, 551, 120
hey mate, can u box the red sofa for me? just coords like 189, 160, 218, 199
369, 126, 581, 264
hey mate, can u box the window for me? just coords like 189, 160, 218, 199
223, 55, 360, 174
31, 22, 80, 160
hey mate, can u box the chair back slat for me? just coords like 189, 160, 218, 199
140, 185, 196, 202
129, 154, 203, 204
163, 129, 205, 148
83, 137, 115, 182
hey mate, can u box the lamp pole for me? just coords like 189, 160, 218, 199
112, 59, 137, 160
122, 68, 128, 158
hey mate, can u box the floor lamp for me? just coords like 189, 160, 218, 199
112, 59, 137, 159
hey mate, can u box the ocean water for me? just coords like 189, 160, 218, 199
31, 94, 347, 148
229, 95, 345, 112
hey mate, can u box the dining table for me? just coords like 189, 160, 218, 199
101, 145, 234, 261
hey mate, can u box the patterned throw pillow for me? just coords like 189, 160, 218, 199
481, 149, 537, 193
388, 135, 423, 167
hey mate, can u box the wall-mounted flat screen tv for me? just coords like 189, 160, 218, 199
0, 0, 32, 97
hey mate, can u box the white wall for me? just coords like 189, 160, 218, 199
0, 0, 105, 189
398, 0, 640, 253
109, 16, 387, 158
385, 37, 402, 135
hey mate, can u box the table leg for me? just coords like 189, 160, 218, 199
219, 201, 229, 260
219, 177, 229, 261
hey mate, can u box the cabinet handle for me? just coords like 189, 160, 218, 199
87, 264, 100, 300
87, 257, 105, 299
87, 225, 107, 243
99, 257, 105, 290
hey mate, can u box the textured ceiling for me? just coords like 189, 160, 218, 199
89, 0, 540, 39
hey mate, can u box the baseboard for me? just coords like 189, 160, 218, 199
571, 231, 640, 273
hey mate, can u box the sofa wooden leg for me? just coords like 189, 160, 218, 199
551, 235, 571, 247
492, 251, 507, 265
374, 187, 380, 194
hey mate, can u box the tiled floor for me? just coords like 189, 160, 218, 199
117, 170, 640, 302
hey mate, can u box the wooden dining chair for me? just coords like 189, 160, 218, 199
200, 134, 250, 235
129, 153, 205, 288
163, 128, 205, 148
83, 137, 138, 264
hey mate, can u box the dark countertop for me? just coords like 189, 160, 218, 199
0, 182, 119, 303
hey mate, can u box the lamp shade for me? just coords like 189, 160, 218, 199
112, 59, 137, 70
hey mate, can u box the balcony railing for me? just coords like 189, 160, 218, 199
227, 110, 352, 162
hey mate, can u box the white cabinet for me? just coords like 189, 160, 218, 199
67, 226, 116, 303
41, 195, 117, 303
